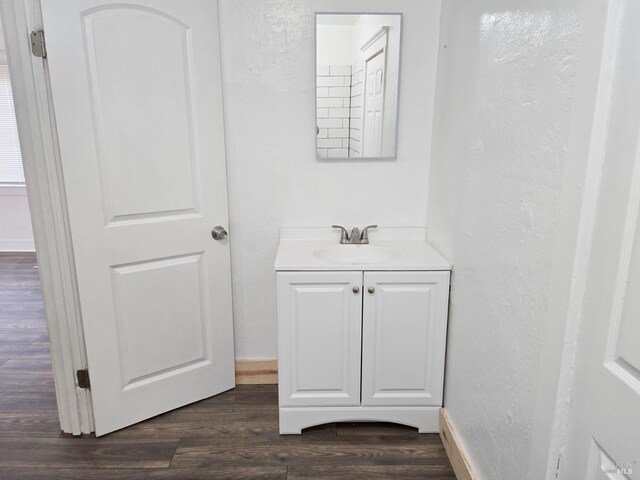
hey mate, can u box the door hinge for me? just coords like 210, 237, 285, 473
76, 369, 91, 389
30, 30, 47, 59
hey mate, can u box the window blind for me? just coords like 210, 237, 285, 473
0, 65, 25, 184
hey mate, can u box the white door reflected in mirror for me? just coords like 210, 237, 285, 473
316, 13, 402, 160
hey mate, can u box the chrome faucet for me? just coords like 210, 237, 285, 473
360, 225, 377, 243
349, 227, 361, 244
332, 225, 378, 244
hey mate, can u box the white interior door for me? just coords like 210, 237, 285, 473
562, 1, 640, 476
40, 0, 235, 435
362, 48, 386, 157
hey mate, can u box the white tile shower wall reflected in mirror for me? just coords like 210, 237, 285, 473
316, 13, 402, 160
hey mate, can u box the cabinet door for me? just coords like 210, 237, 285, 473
362, 271, 450, 406
277, 271, 363, 406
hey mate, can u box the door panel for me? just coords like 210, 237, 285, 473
83, 6, 198, 221
111, 254, 207, 386
362, 271, 450, 406
610, 209, 640, 385
41, 0, 234, 435
562, 0, 640, 476
277, 272, 362, 407
362, 48, 386, 157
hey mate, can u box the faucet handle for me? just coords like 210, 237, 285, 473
360, 225, 378, 244
332, 225, 350, 244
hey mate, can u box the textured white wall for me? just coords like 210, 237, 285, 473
427, 0, 584, 478
218, 0, 441, 358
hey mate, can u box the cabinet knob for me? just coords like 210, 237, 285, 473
352, 286, 360, 294
368, 286, 375, 294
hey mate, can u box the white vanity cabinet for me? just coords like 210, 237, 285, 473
276, 268, 450, 434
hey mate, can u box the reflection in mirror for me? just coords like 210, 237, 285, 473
316, 13, 402, 160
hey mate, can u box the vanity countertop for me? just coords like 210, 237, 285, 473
274, 227, 452, 271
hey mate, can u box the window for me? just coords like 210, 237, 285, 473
0, 65, 25, 185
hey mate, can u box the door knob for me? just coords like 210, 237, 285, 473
211, 226, 228, 240
352, 286, 360, 294
368, 287, 375, 294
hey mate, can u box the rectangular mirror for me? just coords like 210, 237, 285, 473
316, 13, 402, 160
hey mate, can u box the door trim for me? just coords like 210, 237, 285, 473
0, 0, 93, 434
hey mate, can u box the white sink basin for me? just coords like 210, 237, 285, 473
313, 245, 402, 265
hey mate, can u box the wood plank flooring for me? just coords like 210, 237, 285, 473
0, 252, 455, 479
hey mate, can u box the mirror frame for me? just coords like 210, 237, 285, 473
314, 12, 403, 162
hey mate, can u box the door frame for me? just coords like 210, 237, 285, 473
359, 26, 388, 158
0, 0, 93, 434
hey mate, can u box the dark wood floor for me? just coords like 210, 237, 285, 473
0, 252, 455, 479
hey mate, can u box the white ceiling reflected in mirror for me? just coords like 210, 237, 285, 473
316, 13, 402, 160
